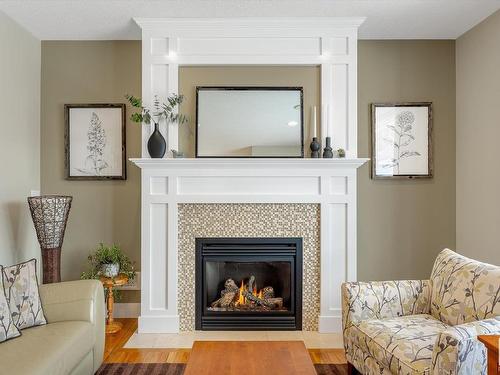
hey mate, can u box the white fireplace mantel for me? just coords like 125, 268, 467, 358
133, 16, 366, 333
131, 158, 368, 333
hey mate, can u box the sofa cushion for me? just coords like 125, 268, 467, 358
0, 265, 21, 342
2, 259, 47, 330
346, 314, 449, 375
0, 321, 94, 375
430, 248, 500, 326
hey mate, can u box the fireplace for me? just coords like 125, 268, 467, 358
195, 238, 303, 330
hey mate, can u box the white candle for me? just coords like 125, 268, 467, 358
327, 104, 332, 138
312, 106, 317, 138
325, 104, 329, 138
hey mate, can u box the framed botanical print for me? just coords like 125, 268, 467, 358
65, 104, 126, 180
371, 102, 433, 179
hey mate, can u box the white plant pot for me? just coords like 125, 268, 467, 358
101, 263, 120, 278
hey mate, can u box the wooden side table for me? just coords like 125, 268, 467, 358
478, 335, 499, 375
100, 274, 128, 334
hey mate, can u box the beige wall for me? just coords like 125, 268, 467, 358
178, 66, 321, 158
456, 10, 500, 265
40, 42, 141, 302
0, 11, 41, 266
357, 40, 456, 280
39, 40, 458, 304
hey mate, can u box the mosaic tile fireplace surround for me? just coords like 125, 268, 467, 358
179, 204, 319, 331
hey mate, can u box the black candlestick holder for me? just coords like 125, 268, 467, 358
310, 137, 321, 158
323, 137, 333, 158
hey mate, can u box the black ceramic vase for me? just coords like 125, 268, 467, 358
310, 137, 321, 158
148, 123, 166, 158
323, 136, 334, 158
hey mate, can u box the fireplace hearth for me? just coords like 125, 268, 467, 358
195, 238, 303, 330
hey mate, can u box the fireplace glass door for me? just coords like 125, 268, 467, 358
195, 238, 302, 330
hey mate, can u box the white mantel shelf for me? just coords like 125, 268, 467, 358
130, 158, 369, 169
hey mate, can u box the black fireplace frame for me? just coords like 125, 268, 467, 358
195, 237, 303, 330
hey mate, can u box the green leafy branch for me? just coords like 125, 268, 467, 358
125, 93, 188, 127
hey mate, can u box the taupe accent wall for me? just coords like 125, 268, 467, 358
456, 10, 500, 265
0, 11, 41, 267
40, 42, 141, 302
40, 40, 457, 304
357, 40, 456, 280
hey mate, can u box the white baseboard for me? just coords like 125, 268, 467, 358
113, 303, 140, 318
318, 315, 342, 333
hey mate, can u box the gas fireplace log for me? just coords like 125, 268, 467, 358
211, 291, 237, 308
262, 286, 275, 299
264, 297, 283, 309
211, 278, 239, 308
242, 289, 273, 308
242, 275, 273, 308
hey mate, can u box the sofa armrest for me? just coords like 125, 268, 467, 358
39, 280, 105, 372
431, 317, 500, 375
342, 280, 431, 331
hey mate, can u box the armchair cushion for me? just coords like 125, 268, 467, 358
431, 317, 500, 375
346, 314, 448, 375
430, 249, 500, 326
342, 280, 431, 330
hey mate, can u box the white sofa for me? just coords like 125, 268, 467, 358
0, 280, 105, 375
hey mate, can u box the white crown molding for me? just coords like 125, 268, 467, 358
134, 17, 366, 37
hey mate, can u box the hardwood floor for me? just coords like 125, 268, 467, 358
104, 318, 346, 365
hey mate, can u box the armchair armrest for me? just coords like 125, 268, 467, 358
342, 280, 431, 331
39, 280, 105, 372
431, 317, 500, 375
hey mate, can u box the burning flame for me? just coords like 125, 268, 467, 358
235, 280, 263, 306
236, 280, 245, 306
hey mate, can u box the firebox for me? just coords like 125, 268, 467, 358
195, 238, 303, 330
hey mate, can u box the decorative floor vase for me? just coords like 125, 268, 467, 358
28, 195, 72, 284
42, 247, 61, 283
148, 123, 166, 158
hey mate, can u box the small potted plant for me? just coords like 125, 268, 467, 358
81, 243, 135, 279
126, 93, 188, 158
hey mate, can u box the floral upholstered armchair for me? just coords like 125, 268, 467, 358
342, 249, 500, 375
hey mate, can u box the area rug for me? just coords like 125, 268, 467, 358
96, 363, 186, 375
96, 363, 348, 374
314, 364, 348, 375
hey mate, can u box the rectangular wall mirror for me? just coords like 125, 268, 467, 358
196, 87, 304, 158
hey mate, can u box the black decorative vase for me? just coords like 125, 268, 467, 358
310, 137, 321, 158
148, 123, 166, 158
323, 136, 334, 158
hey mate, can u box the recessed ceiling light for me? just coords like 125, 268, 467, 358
287, 121, 298, 127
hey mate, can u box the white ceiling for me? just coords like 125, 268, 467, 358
0, 1, 499, 40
